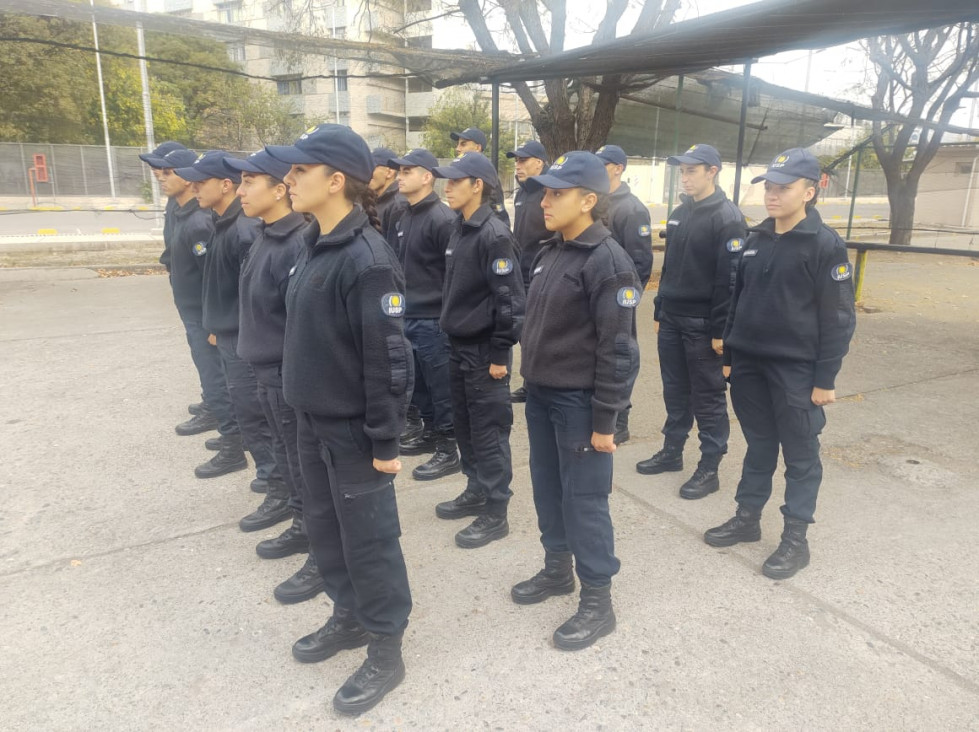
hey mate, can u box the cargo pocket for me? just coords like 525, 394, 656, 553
567, 442, 613, 498
784, 389, 826, 438
338, 478, 402, 549
386, 334, 408, 396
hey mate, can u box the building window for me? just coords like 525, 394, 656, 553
955, 161, 974, 175
335, 70, 348, 92
215, 1, 242, 23
227, 43, 246, 63
408, 116, 427, 132
276, 76, 302, 95
408, 76, 433, 93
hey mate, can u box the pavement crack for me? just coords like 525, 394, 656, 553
0, 325, 173, 344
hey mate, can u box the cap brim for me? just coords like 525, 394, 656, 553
751, 171, 802, 185
223, 157, 266, 175
265, 145, 320, 165
449, 132, 462, 141
387, 156, 431, 170
666, 154, 704, 166
431, 165, 470, 179
139, 154, 168, 168
525, 174, 579, 191
172, 166, 211, 182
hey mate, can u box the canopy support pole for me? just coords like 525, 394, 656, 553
733, 61, 752, 206
491, 82, 500, 171
667, 74, 684, 216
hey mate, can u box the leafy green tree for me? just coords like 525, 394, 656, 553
422, 87, 514, 178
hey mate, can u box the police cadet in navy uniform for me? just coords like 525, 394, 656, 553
267, 124, 413, 715
513, 151, 640, 650
368, 146, 406, 241
138, 141, 187, 278
705, 148, 856, 580
451, 127, 511, 227
431, 152, 526, 548
637, 144, 747, 500
505, 140, 549, 405
174, 152, 281, 497
224, 150, 326, 605
385, 148, 461, 480
595, 144, 653, 444
158, 148, 236, 441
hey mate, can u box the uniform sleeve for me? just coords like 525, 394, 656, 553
710, 211, 748, 339
813, 238, 857, 390
586, 253, 641, 434
347, 264, 414, 460
186, 217, 214, 272
482, 232, 526, 365
721, 254, 745, 368
614, 202, 654, 288
273, 239, 304, 303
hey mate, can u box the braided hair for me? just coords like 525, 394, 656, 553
324, 166, 383, 234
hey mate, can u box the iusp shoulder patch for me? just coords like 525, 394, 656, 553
492, 258, 513, 276
492, 204, 504, 213
638, 224, 651, 237
726, 238, 744, 252
192, 242, 207, 257
617, 286, 641, 308
831, 262, 852, 281
381, 292, 406, 317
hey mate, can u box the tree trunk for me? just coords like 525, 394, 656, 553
887, 180, 916, 246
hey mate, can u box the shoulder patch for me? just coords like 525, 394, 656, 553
726, 238, 744, 252
492, 204, 504, 213
381, 292, 406, 317
831, 262, 852, 281
638, 224, 651, 237
492, 258, 513, 275
617, 286, 641, 308
192, 242, 207, 257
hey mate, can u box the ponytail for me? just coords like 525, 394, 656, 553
803, 179, 820, 212
592, 193, 611, 227
325, 165, 383, 233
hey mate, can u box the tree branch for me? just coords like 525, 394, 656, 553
594, 0, 629, 44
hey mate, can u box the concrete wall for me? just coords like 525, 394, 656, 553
915, 146, 979, 229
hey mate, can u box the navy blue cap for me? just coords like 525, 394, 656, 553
173, 150, 241, 183
266, 124, 373, 184
157, 148, 199, 171
667, 143, 722, 170
372, 147, 397, 168
751, 148, 821, 185
506, 140, 548, 161
450, 127, 487, 148
431, 152, 500, 190
223, 150, 292, 181
387, 148, 439, 171
139, 141, 187, 167
525, 151, 610, 195
595, 144, 628, 168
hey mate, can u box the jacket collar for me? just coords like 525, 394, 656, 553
750, 207, 823, 238
407, 190, 441, 212
461, 204, 494, 230
174, 196, 201, 218
678, 187, 728, 210
304, 206, 370, 250
378, 181, 400, 202
263, 211, 307, 242
610, 182, 632, 200
557, 220, 611, 249
214, 197, 243, 230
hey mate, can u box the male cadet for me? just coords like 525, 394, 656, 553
636, 143, 747, 500
138, 141, 187, 275
174, 152, 284, 515
369, 146, 406, 241
386, 148, 461, 480
156, 148, 237, 444
595, 144, 654, 444
451, 127, 511, 227
504, 139, 549, 405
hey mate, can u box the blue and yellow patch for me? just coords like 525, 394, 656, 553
726, 238, 744, 252
192, 241, 207, 257
492, 258, 513, 276
830, 262, 852, 281
617, 286, 640, 308
381, 292, 406, 317
638, 224, 651, 237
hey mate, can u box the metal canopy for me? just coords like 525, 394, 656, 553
436, 0, 979, 86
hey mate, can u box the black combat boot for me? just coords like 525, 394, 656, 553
204, 433, 238, 451
188, 401, 206, 416
435, 487, 487, 519
256, 513, 309, 559
511, 551, 575, 605
614, 409, 630, 445
399, 423, 436, 456
292, 606, 369, 664
239, 480, 292, 532
194, 437, 247, 479
762, 517, 811, 579
704, 505, 762, 547
175, 410, 218, 436
635, 443, 683, 475
455, 507, 509, 549
400, 405, 424, 444
333, 632, 406, 715
679, 459, 721, 500
411, 434, 461, 481
250, 478, 269, 494
510, 385, 528, 403
553, 584, 616, 651
274, 554, 326, 604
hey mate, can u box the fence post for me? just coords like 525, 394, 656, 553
20, 143, 30, 198
49, 144, 59, 200
845, 145, 864, 240
80, 146, 89, 196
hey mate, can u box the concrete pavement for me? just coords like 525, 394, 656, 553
0, 256, 977, 730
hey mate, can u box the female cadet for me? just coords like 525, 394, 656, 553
512, 151, 640, 651
266, 125, 414, 715
704, 148, 856, 580
223, 151, 326, 606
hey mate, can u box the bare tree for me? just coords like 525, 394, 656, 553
456, 0, 680, 159
865, 24, 979, 245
